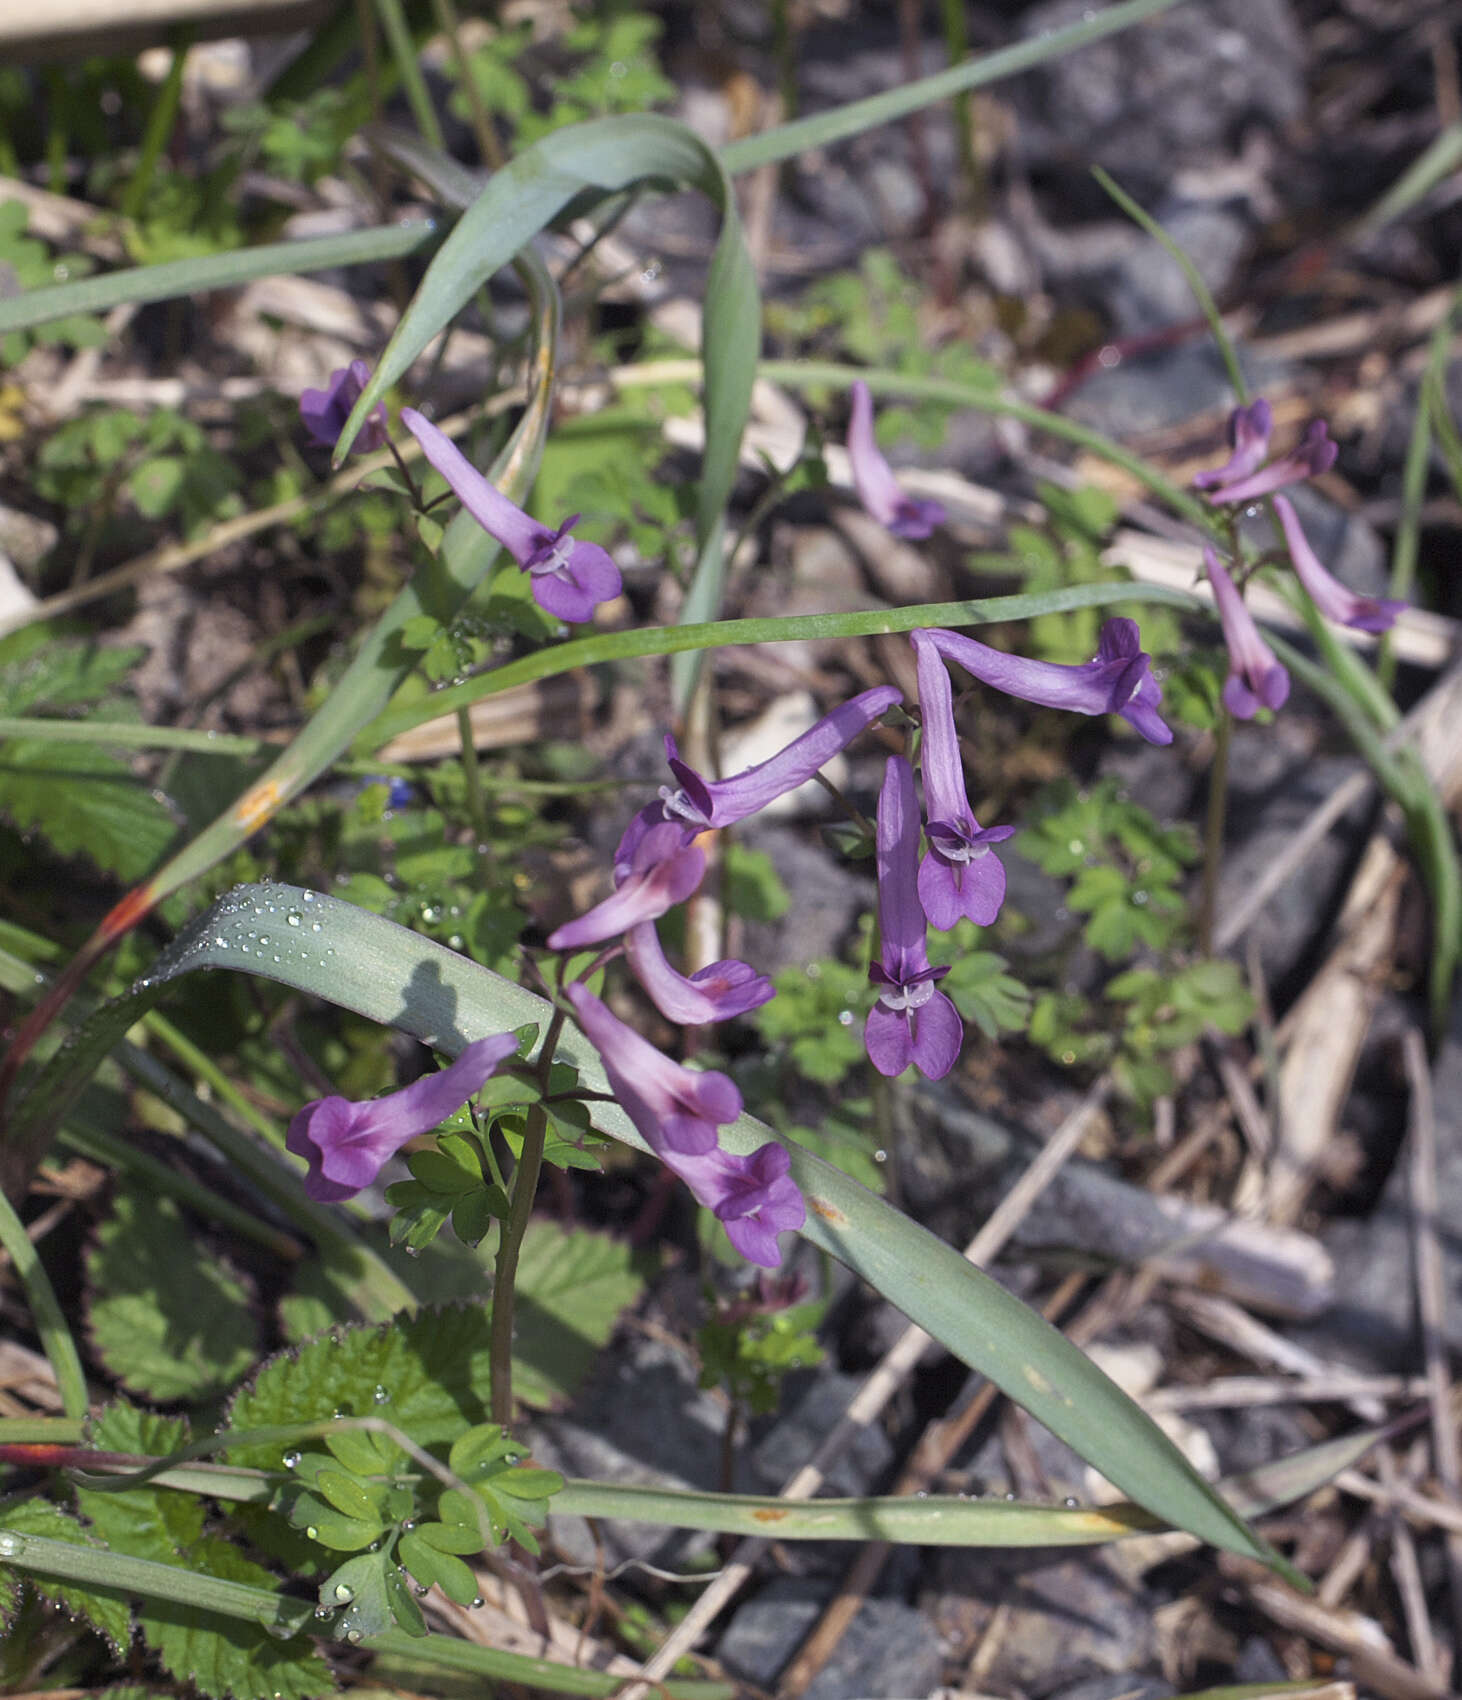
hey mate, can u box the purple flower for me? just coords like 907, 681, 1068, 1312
1192, 399, 1273, 492
547, 823, 705, 952
910, 638, 1013, 931
866, 757, 963, 1080
565, 983, 805, 1267
847, 380, 946, 540
623, 922, 775, 1025
401, 408, 622, 622
1273, 494, 1406, 635
300, 360, 389, 455
286, 1033, 519, 1202
1205, 548, 1290, 719
1196, 409, 1337, 506
918, 619, 1173, 745
563, 981, 741, 1157
615, 686, 903, 877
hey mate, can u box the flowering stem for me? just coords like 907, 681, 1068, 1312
489, 1008, 565, 1424
1196, 711, 1231, 956
456, 707, 490, 845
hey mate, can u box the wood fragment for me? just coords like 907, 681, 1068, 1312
1405, 1025, 1462, 1660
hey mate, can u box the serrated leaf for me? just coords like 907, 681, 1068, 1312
511, 1222, 645, 1409
86, 1190, 259, 1402
144, 1534, 327, 1700
225, 1306, 494, 1471
0, 625, 146, 713
0, 1495, 131, 1653
0, 739, 177, 881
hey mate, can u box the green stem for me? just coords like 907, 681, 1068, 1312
1092, 166, 1246, 404
119, 33, 191, 223
490, 1102, 548, 1425
490, 1010, 562, 1423
1379, 305, 1452, 691
1196, 711, 1231, 956
939, 0, 982, 215
366, 579, 1204, 748
0, 1186, 87, 1420
372, 0, 445, 151
456, 706, 490, 844
0, 718, 261, 755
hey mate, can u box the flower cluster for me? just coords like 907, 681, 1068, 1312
1196, 398, 1406, 718
287, 375, 1183, 1266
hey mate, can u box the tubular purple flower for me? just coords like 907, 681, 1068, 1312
615, 686, 903, 877
1192, 399, 1272, 491
401, 408, 621, 622
909, 639, 1013, 932
846, 380, 946, 540
919, 619, 1173, 745
547, 823, 705, 952
300, 360, 389, 455
624, 923, 775, 1024
1199, 417, 1337, 506
563, 981, 740, 1156
286, 1032, 519, 1202
1204, 548, 1290, 719
565, 982, 804, 1267
866, 757, 963, 1080
1273, 495, 1406, 635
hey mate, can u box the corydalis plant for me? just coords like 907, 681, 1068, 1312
915, 620, 1173, 746
287, 1032, 519, 1201
402, 408, 622, 622
912, 632, 1014, 930
1204, 547, 1290, 719
300, 360, 389, 455
565, 982, 805, 1267
866, 756, 962, 1080
846, 379, 946, 539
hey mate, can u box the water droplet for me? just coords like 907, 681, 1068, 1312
287, 911, 302, 927
915, 1489, 929, 1500
345, 1628, 363, 1645
0, 1532, 22, 1558
414, 1583, 429, 1596
470, 1596, 484, 1609
837, 1009, 853, 1027
1064, 1496, 1079, 1509
401, 1517, 417, 1532
1004, 1491, 1016, 1502
373, 1384, 391, 1404
873, 1149, 887, 1163
283, 1450, 302, 1469
305, 1526, 319, 1540
313, 1605, 331, 1620
333, 1582, 355, 1604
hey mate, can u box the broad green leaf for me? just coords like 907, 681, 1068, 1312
85, 1191, 259, 1402
0, 740, 177, 882
150, 883, 1283, 1571
512, 1222, 646, 1408
337, 114, 758, 709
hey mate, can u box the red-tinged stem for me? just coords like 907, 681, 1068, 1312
0, 880, 159, 1133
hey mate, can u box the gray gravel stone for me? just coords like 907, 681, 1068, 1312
1107, 200, 1251, 336
799, 1596, 948, 1700
752, 1370, 895, 1498
1015, 0, 1305, 186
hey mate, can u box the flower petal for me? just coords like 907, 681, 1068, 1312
910, 989, 963, 1081
624, 923, 774, 1024
1274, 495, 1406, 634
401, 408, 545, 563
864, 1002, 914, 1077
1206, 548, 1290, 720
